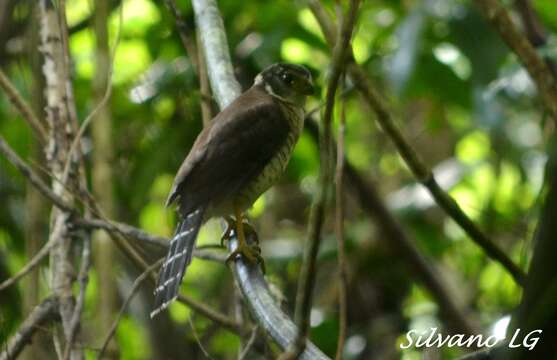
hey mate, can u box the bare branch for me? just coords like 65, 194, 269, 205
0, 235, 55, 292
473, 0, 557, 119
197, 34, 213, 126
334, 81, 348, 360
238, 326, 259, 360
73, 217, 226, 262
0, 135, 74, 213
39, 1, 82, 358
228, 234, 329, 360
64, 237, 91, 360
164, 0, 199, 72
74, 218, 168, 248
307, 0, 526, 286
0, 297, 59, 360
98, 259, 163, 359
61, 0, 123, 184
164, 0, 213, 125
192, 0, 242, 108
0, 68, 47, 143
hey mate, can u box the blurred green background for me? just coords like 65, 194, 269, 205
1, 0, 556, 359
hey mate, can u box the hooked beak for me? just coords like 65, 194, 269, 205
300, 77, 315, 96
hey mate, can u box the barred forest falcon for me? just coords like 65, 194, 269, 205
151, 63, 314, 317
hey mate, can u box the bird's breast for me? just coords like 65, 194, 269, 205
234, 105, 304, 211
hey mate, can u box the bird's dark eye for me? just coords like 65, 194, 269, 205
282, 73, 293, 84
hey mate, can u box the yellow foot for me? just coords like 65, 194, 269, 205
226, 241, 266, 274
220, 218, 260, 247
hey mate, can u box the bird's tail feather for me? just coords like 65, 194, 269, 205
151, 206, 205, 318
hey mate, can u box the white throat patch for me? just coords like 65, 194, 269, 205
254, 72, 298, 104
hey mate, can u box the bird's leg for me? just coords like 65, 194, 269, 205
226, 205, 265, 272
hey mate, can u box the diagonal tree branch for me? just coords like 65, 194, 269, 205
0, 68, 48, 143
98, 259, 164, 359
304, 117, 479, 336
0, 135, 74, 213
307, 0, 526, 286
0, 297, 59, 360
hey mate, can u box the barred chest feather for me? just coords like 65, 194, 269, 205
234, 102, 304, 210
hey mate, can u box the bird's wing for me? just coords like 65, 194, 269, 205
167, 86, 292, 216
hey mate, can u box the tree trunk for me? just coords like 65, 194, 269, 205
39, 1, 82, 359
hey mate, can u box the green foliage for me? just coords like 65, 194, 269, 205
0, 0, 554, 358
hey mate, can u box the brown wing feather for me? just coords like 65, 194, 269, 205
166, 85, 291, 216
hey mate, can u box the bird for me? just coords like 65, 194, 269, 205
150, 63, 314, 318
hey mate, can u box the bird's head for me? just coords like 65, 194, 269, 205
255, 63, 314, 106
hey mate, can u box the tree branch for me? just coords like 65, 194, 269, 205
0, 297, 59, 360
473, 0, 557, 119
0, 68, 47, 143
334, 82, 348, 360
63, 236, 91, 360
164, 0, 213, 125
307, 0, 526, 286
0, 234, 55, 292
98, 259, 163, 359
0, 135, 74, 213
304, 117, 479, 335
192, 0, 241, 109
228, 234, 329, 360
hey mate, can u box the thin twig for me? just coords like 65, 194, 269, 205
0, 135, 74, 213
238, 326, 259, 360
163, 0, 213, 125
64, 236, 91, 360
284, 2, 359, 358
61, 0, 123, 184
515, 0, 557, 77
334, 78, 348, 360
0, 68, 47, 143
0, 297, 59, 360
189, 316, 215, 360
73, 217, 226, 262
197, 33, 213, 126
0, 235, 55, 292
307, 0, 526, 286
164, 0, 199, 72
74, 218, 168, 248
98, 259, 163, 359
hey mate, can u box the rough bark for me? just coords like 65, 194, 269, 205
38, 1, 82, 359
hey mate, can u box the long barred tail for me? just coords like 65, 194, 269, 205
150, 207, 205, 318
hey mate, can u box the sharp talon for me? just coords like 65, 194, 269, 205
227, 209, 266, 273
220, 217, 236, 247
242, 222, 260, 244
